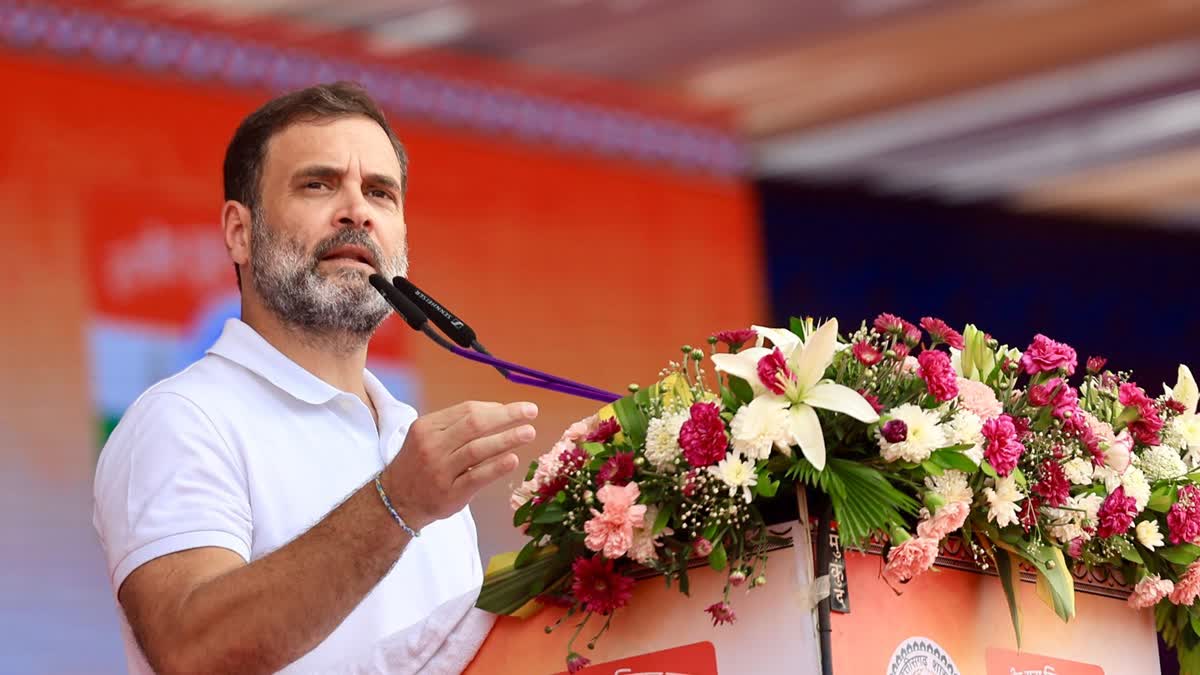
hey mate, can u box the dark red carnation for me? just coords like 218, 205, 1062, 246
596, 452, 635, 487
559, 445, 590, 474
586, 418, 622, 443
1169, 485, 1200, 545
534, 475, 568, 505
858, 390, 884, 413
714, 329, 757, 350
920, 317, 964, 350
571, 556, 634, 615
1167, 399, 1190, 415
1032, 459, 1070, 508
1086, 356, 1107, 375
881, 419, 908, 443
680, 402, 729, 467
1120, 383, 1164, 445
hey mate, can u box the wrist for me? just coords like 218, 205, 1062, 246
373, 473, 426, 537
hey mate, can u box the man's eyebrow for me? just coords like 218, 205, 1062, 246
363, 173, 401, 192
292, 165, 400, 192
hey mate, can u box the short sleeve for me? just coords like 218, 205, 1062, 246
93, 392, 252, 592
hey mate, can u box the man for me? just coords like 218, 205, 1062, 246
92, 82, 538, 675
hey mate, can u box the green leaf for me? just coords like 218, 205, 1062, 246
756, 472, 780, 498
789, 317, 809, 340
477, 546, 573, 615
514, 539, 540, 569
921, 460, 945, 477
1161, 544, 1200, 566
652, 504, 674, 535
611, 394, 649, 449
1149, 485, 1179, 513
823, 458, 921, 548
708, 541, 728, 571
994, 547, 1023, 648
581, 442, 607, 456
1012, 468, 1027, 488
532, 504, 565, 524
1190, 613, 1200, 642
512, 500, 533, 527
981, 461, 998, 479
1115, 538, 1145, 565
1032, 546, 1076, 622
729, 376, 755, 405
702, 522, 719, 541
930, 448, 980, 473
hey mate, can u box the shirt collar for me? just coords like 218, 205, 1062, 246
205, 319, 353, 406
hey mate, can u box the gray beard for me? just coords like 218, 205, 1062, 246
248, 209, 408, 351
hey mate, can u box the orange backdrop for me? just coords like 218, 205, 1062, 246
0, 40, 764, 672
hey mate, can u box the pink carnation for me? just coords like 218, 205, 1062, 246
956, 378, 1003, 420
1104, 430, 1134, 474
1020, 334, 1078, 376
1086, 356, 1108, 374
1168, 485, 1200, 545
1097, 486, 1139, 538
916, 501, 970, 540
680, 402, 729, 467
583, 482, 647, 559
982, 414, 1025, 477
918, 350, 959, 402
1128, 575, 1174, 610
883, 536, 940, 585
1027, 378, 1078, 420
692, 537, 714, 557
1171, 562, 1200, 607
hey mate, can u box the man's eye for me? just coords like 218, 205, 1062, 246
370, 189, 396, 202
305, 182, 330, 191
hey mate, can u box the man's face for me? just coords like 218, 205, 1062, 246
247, 115, 408, 338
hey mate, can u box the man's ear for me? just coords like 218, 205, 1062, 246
222, 200, 252, 269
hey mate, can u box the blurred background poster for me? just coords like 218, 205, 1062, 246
2, 0, 1199, 672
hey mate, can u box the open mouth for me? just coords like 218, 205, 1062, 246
320, 245, 376, 269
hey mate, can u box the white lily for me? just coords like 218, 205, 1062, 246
1167, 365, 1200, 455
1166, 365, 1199, 414
711, 319, 880, 471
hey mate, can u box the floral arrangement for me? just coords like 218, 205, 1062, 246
476, 314, 1200, 674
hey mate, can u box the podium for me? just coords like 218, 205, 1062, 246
463, 519, 1158, 674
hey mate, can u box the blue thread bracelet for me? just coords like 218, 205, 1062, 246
374, 473, 419, 538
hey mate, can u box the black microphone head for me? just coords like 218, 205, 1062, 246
392, 276, 478, 348
368, 274, 428, 331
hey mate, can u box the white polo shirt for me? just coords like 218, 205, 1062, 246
93, 319, 483, 674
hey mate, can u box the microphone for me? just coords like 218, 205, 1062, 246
368, 274, 429, 332
392, 276, 477, 349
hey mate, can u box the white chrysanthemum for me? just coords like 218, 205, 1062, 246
1062, 457, 1095, 486
945, 409, 984, 446
730, 396, 789, 461
983, 475, 1024, 528
1173, 414, 1200, 452
1137, 520, 1165, 551
644, 410, 689, 471
877, 404, 947, 463
709, 452, 758, 503
924, 470, 973, 505
1121, 466, 1152, 512
1136, 446, 1188, 482
1043, 493, 1103, 544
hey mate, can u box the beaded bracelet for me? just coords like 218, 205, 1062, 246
374, 472, 420, 538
